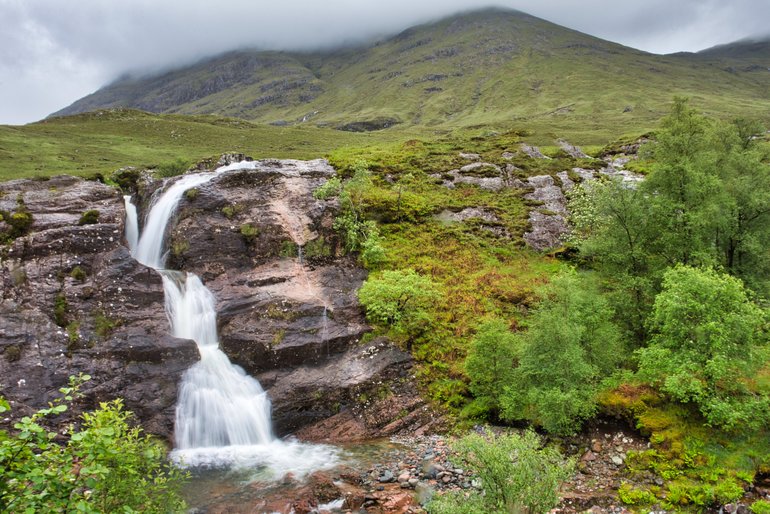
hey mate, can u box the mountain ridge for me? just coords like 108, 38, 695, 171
51, 8, 770, 130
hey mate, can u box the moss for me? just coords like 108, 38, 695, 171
0, 205, 33, 243
221, 203, 244, 219
171, 238, 189, 257
4, 345, 21, 362
54, 293, 69, 327
93, 312, 120, 339
240, 223, 259, 243
10, 266, 27, 286
271, 329, 286, 346
184, 188, 199, 201
70, 266, 87, 281
78, 210, 100, 225
66, 321, 81, 351
303, 236, 332, 259
279, 240, 298, 258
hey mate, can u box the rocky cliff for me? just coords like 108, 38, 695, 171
0, 158, 440, 442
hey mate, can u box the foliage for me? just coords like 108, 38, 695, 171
154, 158, 190, 178
312, 176, 342, 200
70, 266, 87, 281
636, 265, 769, 431
78, 209, 100, 225
463, 319, 518, 417
357, 269, 441, 346
428, 430, 573, 514
0, 374, 187, 513
0, 196, 34, 243
54, 293, 69, 327
184, 187, 199, 201
500, 271, 625, 435
240, 222, 259, 243
752, 500, 770, 514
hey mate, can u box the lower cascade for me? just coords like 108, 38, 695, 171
124, 163, 338, 472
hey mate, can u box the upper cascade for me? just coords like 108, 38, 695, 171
124, 163, 338, 471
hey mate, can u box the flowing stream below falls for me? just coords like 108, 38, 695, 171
123, 162, 339, 476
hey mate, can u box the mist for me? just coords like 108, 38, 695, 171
1, 0, 769, 124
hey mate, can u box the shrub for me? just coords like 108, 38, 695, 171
184, 187, 199, 201
428, 430, 573, 514
313, 176, 342, 200
358, 269, 441, 346
155, 158, 190, 178
752, 500, 770, 514
464, 319, 518, 417
636, 265, 769, 430
500, 271, 625, 435
0, 375, 187, 513
70, 266, 87, 281
54, 293, 69, 327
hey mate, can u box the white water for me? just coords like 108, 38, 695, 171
123, 195, 139, 253
124, 164, 338, 472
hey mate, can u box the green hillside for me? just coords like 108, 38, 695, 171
50, 8, 770, 139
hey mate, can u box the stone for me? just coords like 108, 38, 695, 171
379, 470, 395, 483
398, 472, 411, 483
611, 455, 624, 466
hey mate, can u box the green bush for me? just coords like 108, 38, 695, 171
312, 176, 342, 200
0, 375, 187, 513
428, 430, 573, 514
751, 500, 770, 514
70, 266, 87, 281
636, 265, 769, 431
54, 293, 69, 327
500, 271, 625, 435
155, 158, 190, 178
358, 269, 441, 345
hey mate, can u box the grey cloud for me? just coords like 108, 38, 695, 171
0, 0, 768, 124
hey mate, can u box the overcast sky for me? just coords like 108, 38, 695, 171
1, 0, 768, 125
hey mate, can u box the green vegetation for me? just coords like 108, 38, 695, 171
358, 269, 441, 349
0, 375, 187, 513
70, 265, 87, 281
240, 222, 259, 243
154, 157, 190, 178
428, 430, 573, 514
499, 271, 624, 435
0, 196, 34, 243
78, 209, 100, 225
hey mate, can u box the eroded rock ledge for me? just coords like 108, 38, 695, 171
0, 159, 440, 442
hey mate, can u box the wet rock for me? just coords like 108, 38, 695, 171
0, 176, 196, 439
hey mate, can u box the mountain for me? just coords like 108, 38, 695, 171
52, 8, 770, 131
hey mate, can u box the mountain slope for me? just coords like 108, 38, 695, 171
52, 8, 770, 130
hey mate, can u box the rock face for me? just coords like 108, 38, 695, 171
0, 176, 197, 438
0, 159, 438, 442
161, 158, 437, 438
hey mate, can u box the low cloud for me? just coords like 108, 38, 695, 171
1, 0, 768, 124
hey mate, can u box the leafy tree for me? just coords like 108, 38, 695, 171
637, 265, 769, 430
357, 268, 440, 348
569, 179, 661, 341
500, 271, 625, 435
464, 319, 518, 417
0, 375, 187, 513
643, 97, 721, 267
428, 430, 573, 514
710, 118, 770, 295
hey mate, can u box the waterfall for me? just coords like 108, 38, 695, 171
123, 195, 139, 253
124, 164, 337, 473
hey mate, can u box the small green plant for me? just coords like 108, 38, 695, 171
751, 500, 770, 514
66, 321, 81, 351
93, 312, 119, 339
279, 240, 298, 258
70, 265, 87, 281
184, 187, 199, 200
428, 430, 573, 514
313, 176, 342, 200
78, 209, 100, 225
618, 482, 657, 506
221, 203, 244, 219
53, 292, 68, 327
240, 223, 259, 243
303, 236, 332, 259
171, 238, 189, 257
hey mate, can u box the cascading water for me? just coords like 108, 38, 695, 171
123, 163, 337, 473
